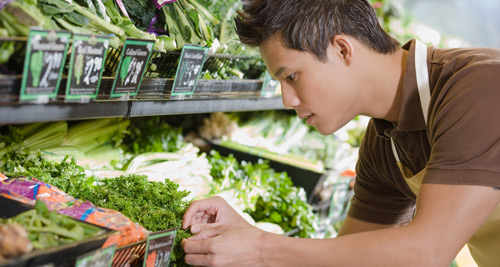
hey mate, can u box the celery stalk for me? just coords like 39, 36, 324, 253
0, 122, 67, 158
62, 119, 129, 153
185, 0, 219, 25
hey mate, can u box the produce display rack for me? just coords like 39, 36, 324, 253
0, 37, 273, 101
0, 36, 284, 125
104, 46, 250, 80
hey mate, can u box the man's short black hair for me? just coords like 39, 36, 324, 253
235, 0, 400, 62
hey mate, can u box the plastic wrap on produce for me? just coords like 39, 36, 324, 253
0, 175, 149, 247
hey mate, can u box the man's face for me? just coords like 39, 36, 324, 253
259, 35, 360, 135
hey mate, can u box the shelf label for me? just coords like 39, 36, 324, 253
143, 228, 177, 267
110, 39, 155, 99
65, 34, 109, 103
20, 29, 71, 103
260, 71, 279, 97
171, 45, 208, 98
75, 245, 116, 267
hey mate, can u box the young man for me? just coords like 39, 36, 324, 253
181, 0, 500, 266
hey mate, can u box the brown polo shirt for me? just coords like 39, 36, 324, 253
348, 40, 500, 224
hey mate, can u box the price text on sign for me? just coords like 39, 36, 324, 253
75, 245, 116, 267
143, 229, 177, 267
66, 34, 109, 101
171, 45, 209, 97
110, 39, 155, 98
20, 29, 71, 102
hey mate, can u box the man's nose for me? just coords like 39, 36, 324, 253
281, 83, 300, 109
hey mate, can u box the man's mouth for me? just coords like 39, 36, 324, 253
305, 114, 313, 125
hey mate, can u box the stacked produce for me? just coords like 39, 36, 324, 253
198, 0, 266, 79
0, 0, 218, 51
209, 151, 318, 238
0, 116, 322, 265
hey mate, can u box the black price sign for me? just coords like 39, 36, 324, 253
143, 229, 177, 267
75, 245, 116, 267
65, 34, 109, 102
171, 45, 208, 98
20, 29, 70, 103
110, 39, 154, 99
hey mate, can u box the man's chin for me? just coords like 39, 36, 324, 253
314, 126, 335, 136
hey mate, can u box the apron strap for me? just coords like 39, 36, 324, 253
414, 40, 431, 124
391, 39, 431, 167
390, 138, 401, 163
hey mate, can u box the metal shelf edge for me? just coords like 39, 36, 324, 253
0, 97, 285, 125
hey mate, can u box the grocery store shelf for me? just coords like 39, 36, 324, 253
131, 97, 285, 116
0, 97, 285, 125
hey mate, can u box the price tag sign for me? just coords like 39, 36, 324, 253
20, 29, 71, 103
75, 245, 116, 267
260, 71, 279, 97
143, 229, 177, 267
65, 34, 109, 102
110, 39, 155, 99
171, 45, 209, 98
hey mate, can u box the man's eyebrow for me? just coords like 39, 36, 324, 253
274, 67, 286, 78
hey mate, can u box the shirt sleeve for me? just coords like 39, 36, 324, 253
425, 63, 500, 187
348, 120, 416, 225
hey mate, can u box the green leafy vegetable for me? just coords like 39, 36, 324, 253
1, 201, 103, 250
208, 151, 318, 238
122, 117, 184, 156
0, 41, 15, 64
120, 0, 158, 31
38, 0, 125, 38
0, 0, 55, 37
72, 174, 192, 266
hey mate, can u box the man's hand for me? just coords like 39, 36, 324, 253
182, 224, 266, 267
182, 196, 251, 232
182, 196, 266, 266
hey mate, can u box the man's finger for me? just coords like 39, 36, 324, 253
182, 237, 211, 254
190, 222, 222, 234
184, 252, 213, 266
182, 197, 222, 229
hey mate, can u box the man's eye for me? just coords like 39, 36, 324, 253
286, 73, 295, 81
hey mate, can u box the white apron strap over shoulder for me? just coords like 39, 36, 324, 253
391, 39, 430, 164
390, 39, 429, 191
414, 40, 431, 124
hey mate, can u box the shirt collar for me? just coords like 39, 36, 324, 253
373, 39, 431, 137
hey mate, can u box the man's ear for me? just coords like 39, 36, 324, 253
331, 35, 354, 66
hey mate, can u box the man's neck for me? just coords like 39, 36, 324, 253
361, 47, 409, 124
